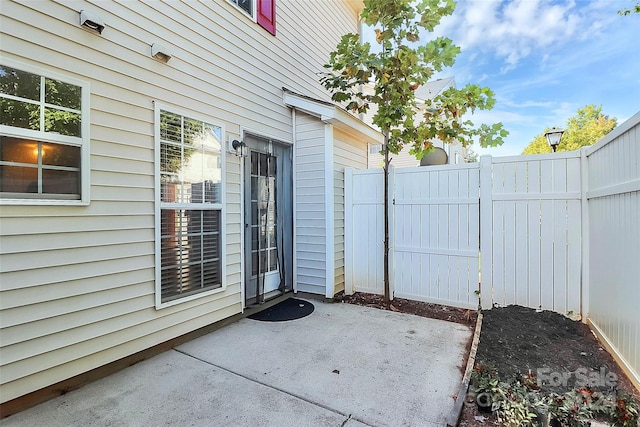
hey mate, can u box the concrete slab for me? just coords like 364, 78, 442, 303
2, 350, 352, 427
178, 300, 471, 426
3, 299, 471, 427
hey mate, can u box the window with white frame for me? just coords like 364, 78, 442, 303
0, 61, 89, 204
229, 0, 253, 16
155, 107, 224, 306
227, 0, 276, 36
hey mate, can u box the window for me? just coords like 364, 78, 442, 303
369, 144, 382, 154
229, 0, 252, 16
155, 106, 225, 307
228, 0, 276, 36
0, 60, 90, 204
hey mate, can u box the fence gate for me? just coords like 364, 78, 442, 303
392, 165, 480, 309
345, 164, 481, 309
345, 153, 583, 316
479, 154, 582, 315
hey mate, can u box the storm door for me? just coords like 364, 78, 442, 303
243, 135, 293, 306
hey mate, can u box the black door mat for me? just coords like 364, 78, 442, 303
248, 298, 314, 322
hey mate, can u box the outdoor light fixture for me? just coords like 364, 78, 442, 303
79, 10, 105, 34
151, 43, 172, 62
544, 127, 564, 152
231, 139, 248, 157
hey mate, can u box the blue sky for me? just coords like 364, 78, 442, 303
364, 0, 640, 156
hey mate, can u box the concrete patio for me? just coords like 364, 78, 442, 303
2, 299, 472, 427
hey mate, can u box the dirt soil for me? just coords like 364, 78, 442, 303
459, 305, 640, 426
336, 293, 639, 426
334, 292, 478, 327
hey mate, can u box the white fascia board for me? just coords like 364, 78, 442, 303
283, 90, 383, 144
282, 91, 335, 119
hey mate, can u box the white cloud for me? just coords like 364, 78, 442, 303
434, 0, 618, 68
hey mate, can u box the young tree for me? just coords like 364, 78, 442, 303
321, 0, 507, 301
522, 105, 617, 154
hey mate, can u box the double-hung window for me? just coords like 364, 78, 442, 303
0, 60, 90, 204
155, 105, 225, 307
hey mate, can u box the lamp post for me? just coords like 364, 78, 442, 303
544, 127, 564, 152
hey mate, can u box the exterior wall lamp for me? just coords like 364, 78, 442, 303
231, 139, 248, 157
544, 127, 565, 152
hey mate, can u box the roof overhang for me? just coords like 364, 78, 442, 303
282, 88, 383, 144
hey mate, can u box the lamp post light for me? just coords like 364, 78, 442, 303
544, 127, 564, 152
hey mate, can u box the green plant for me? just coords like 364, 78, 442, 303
470, 364, 543, 424
520, 371, 541, 391
547, 389, 596, 426
494, 379, 543, 427
471, 363, 499, 393
545, 387, 634, 427
471, 368, 640, 426
610, 392, 639, 426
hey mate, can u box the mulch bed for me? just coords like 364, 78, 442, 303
334, 292, 478, 326
336, 292, 639, 426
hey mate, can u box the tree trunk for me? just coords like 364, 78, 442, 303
383, 131, 390, 302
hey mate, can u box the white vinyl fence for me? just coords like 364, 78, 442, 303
479, 154, 583, 315
392, 164, 480, 309
583, 112, 640, 387
345, 154, 584, 313
344, 112, 640, 387
344, 169, 385, 296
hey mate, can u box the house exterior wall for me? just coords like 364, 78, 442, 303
333, 128, 368, 295
0, 0, 361, 403
293, 111, 328, 295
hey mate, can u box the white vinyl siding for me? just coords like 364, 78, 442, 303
0, 0, 360, 403
333, 129, 368, 295
294, 111, 327, 295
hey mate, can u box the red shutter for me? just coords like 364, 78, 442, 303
257, 0, 276, 36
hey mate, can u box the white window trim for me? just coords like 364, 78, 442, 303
153, 102, 227, 309
0, 58, 91, 206
227, 0, 256, 20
